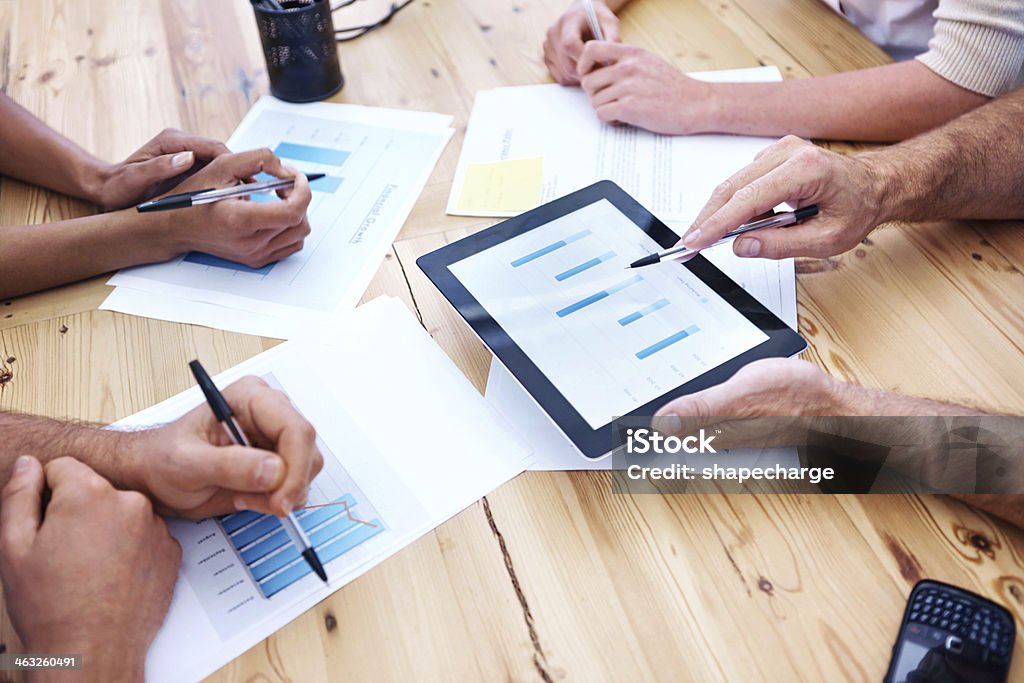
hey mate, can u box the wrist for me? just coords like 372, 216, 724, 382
111, 208, 184, 263
74, 157, 114, 206
854, 149, 910, 227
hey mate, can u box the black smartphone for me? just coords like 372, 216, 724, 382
884, 579, 1015, 683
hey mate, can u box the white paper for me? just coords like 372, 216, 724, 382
446, 66, 783, 223
122, 298, 530, 682
104, 97, 454, 338
451, 199, 768, 429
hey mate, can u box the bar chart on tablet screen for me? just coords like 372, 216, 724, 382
450, 199, 768, 427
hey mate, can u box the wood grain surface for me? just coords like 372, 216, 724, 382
1, 0, 1023, 681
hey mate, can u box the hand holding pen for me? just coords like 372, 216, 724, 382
189, 362, 329, 583
143, 148, 313, 269
628, 206, 818, 268
679, 136, 884, 260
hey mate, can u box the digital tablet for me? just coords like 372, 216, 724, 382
417, 181, 807, 457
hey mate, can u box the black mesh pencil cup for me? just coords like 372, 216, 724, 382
251, 0, 344, 103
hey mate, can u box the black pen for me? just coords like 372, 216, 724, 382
189, 360, 328, 585
627, 205, 819, 268
137, 173, 325, 213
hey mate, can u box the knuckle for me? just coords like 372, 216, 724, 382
712, 179, 732, 198
120, 490, 153, 517
790, 146, 822, 168
780, 134, 805, 148
733, 183, 758, 203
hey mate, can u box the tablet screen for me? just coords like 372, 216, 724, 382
449, 199, 769, 429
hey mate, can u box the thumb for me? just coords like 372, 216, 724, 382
0, 456, 44, 553
186, 444, 286, 494
732, 223, 827, 260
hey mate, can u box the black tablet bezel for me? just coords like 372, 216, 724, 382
417, 180, 807, 458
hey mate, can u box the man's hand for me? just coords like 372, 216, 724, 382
157, 148, 313, 269
125, 376, 324, 519
544, 0, 621, 85
88, 128, 229, 211
654, 358, 846, 436
0, 457, 181, 682
680, 136, 887, 259
577, 43, 715, 134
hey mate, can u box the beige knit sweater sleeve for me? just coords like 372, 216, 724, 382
916, 0, 1024, 97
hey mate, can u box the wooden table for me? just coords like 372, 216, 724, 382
3, 0, 1024, 680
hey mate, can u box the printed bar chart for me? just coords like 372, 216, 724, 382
274, 142, 351, 167
511, 229, 591, 267
219, 493, 384, 599
556, 274, 642, 318
636, 324, 701, 359
618, 298, 670, 326
554, 251, 616, 281
183, 252, 275, 276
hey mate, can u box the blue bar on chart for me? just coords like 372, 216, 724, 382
310, 175, 343, 193
554, 251, 616, 281
556, 274, 642, 318
274, 142, 351, 167
218, 493, 384, 598
636, 325, 701, 359
511, 230, 591, 267
183, 252, 275, 276
618, 298, 670, 326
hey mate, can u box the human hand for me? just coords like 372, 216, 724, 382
544, 0, 621, 85
0, 457, 180, 682
577, 43, 714, 134
124, 375, 324, 519
655, 356, 847, 430
680, 136, 886, 259
157, 148, 313, 269
89, 128, 229, 211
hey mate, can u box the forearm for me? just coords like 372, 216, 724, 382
862, 86, 1024, 223
0, 95, 109, 202
835, 382, 994, 416
0, 210, 179, 298
0, 413, 146, 493
701, 60, 986, 142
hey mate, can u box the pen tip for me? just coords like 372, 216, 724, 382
303, 548, 328, 583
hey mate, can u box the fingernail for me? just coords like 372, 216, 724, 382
736, 238, 761, 257
652, 414, 682, 436
233, 497, 249, 511
682, 228, 701, 246
279, 496, 293, 514
256, 457, 281, 488
172, 151, 194, 168
14, 455, 32, 474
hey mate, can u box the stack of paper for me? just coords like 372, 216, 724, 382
102, 98, 454, 339
120, 298, 531, 682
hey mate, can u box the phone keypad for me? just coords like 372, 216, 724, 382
908, 587, 1014, 661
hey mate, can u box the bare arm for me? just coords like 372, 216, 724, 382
701, 60, 987, 142
577, 44, 987, 142
0, 94, 109, 201
0, 376, 324, 519
0, 149, 313, 299
678, 86, 1024, 260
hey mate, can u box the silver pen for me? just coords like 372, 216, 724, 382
137, 172, 325, 213
627, 205, 819, 268
582, 0, 605, 41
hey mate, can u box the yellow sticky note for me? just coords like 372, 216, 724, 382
457, 157, 544, 213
